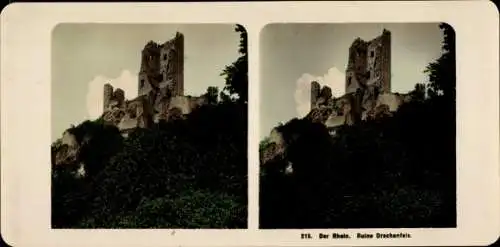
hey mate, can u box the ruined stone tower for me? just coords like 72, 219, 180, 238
103, 83, 126, 111
306, 29, 408, 130
138, 32, 184, 97
310, 81, 321, 110
100, 32, 209, 135
345, 29, 391, 94
103, 83, 114, 111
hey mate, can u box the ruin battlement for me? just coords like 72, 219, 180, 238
308, 29, 409, 129
346, 29, 391, 94
101, 32, 207, 135
138, 32, 184, 97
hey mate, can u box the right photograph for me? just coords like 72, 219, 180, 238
259, 23, 456, 229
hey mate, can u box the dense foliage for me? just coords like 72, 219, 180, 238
51, 25, 248, 228
220, 24, 248, 104
259, 23, 456, 228
52, 101, 247, 228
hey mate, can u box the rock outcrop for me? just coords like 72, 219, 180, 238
53, 131, 81, 167
260, 128, 286, 165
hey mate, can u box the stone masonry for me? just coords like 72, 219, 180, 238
345, 29, 391, 95
101, 32, 208, 135
307, 29, 411, 130
53, 32, 210, 169
260, 29, 411, 169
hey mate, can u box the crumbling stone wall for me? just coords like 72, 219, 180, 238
113, 88, 125, 107
345, 29, 391, 95
346, 38, 369, 94
168, 95, 208, 116
310, 81, 321, 109
103, 84, 114, 111
138, 41, 162, 96
103, 83, 126, 111
159, 33, 184, 97
307, 29, 408, 130
99, 32, 209, 135
138, 32, 184, 99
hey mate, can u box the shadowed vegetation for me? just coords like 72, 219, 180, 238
51, 25, 248, 228
259, 23, 456, 228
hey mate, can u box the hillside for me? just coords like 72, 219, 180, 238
51, 24, 249, 228
259, 23, 456, 228
52, 99, 248, 228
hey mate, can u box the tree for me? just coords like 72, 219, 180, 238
410, 83, 427, 102
424, 23, 456, 102
52, 25, 250, 229
259, 22, 457, 229
205, 86, 219, 104
52, 99, 248, 229
220, 24, 248, 104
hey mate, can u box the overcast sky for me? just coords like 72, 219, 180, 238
259, 23, 445, 140
52, 24, 240, 142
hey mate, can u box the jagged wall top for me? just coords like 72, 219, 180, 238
138, 32, 184, 97
307, 29, 396, 128
101, 32, 209, 135
103, 83, 126, 111
345, 29, 391, 94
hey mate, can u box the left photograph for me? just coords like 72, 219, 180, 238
50, 24, 248, 228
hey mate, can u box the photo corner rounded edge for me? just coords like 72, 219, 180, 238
0, 2, 21, 25
489, 234, 500, 247
259, 22, 277, 42
51, 22, 65, 39
1, 2, 28, 247
487, 0, 500, 245
486, 0, 500, 20
0, 231, 14, 247
482, 220, 500, 246
0, 201, 16, 247
235, 23, 248, 33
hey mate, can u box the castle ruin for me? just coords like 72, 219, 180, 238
137, 32, 184, 98
261, 29, 412, 166
307, 29, 410, 129
101, 32, 208, 135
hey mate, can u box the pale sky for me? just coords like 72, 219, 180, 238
52, 24, 240, 142
259, 23, 445, 140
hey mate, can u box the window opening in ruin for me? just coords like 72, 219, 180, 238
370, 51, 374, 57
347, 77, 352, 86
163, 54, 167, 60
140, 79, 145, 88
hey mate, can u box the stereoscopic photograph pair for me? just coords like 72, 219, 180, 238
50, 22, 456, 230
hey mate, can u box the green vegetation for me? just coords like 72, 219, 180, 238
220, 24, 248, 104
51, 25, 248, 228
259, 23, 456, 228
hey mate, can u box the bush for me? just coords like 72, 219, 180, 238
260, 95, 456, 228
52, 101, 247, 228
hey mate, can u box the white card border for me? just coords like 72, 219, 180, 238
1, 1, 499, 246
